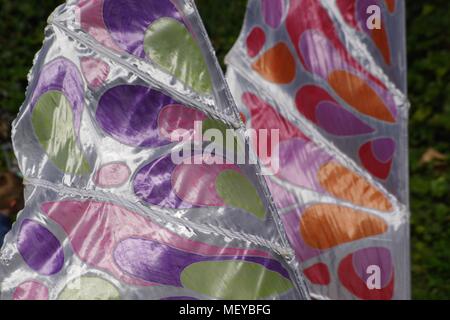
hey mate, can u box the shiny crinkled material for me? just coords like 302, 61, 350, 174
0, 0, 309, 300
226, 0, 410, 300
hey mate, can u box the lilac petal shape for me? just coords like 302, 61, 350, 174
299, 30, 349, 79
261, 0, 284, 28
17, 220, 64, 275
265, 178, 298, 209
277, 138, 332, 191
353, 247, 393, 287
316, 101, 374, 136
30, 58, 84, 132
372, 138, 396, 163
359, 138, 395, 180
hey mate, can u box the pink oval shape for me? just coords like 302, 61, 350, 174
158, 104, 206, 142
41, 200, 271, 287
172, 155, 240, 206
80, 57, 110, 89
95, 162, 131, 187
13, 281, 49, 300
78, 0, 123, 52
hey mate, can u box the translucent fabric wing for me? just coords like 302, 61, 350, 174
226, 0, 410, 300
0, 0, 309, 300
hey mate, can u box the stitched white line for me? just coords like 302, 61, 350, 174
51, 20, 241, 129
25, 177, 293, 256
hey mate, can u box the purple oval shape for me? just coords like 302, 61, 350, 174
316, 101, 374, 136
103, 0, 183, 58
113, 238, 290, 286
114, 238, 194, 287
17, 219, 64, 275
96, 85, 177, 147
133, 154, 191, 208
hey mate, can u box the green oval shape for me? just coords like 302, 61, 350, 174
181, 260, 292, 299
32, 91, 90, 175
202, 118, 243, 154
144, 17, 212, 94
58, 276, 120, 300
216, 170, 266, 219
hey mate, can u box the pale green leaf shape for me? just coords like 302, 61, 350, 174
216, 170, 266, 219
181, 260, 293, 299
144, 17, 212, 94
202, 118, 243, 154
32, 91, 90, 175
58, 276, 120, 300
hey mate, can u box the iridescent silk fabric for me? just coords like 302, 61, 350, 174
226, 0, 410, 300
0, 0, 309, 300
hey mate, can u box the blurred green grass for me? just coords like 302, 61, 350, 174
0, 0, 448, 299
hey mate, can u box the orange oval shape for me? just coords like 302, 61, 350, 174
252, 42, 296, 84
371, 26, 391, 65
328, 70, 395, 123
300, 204, 388, 250
318, 162, 393, 212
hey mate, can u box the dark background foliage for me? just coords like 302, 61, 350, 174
0, 0, 448, 299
